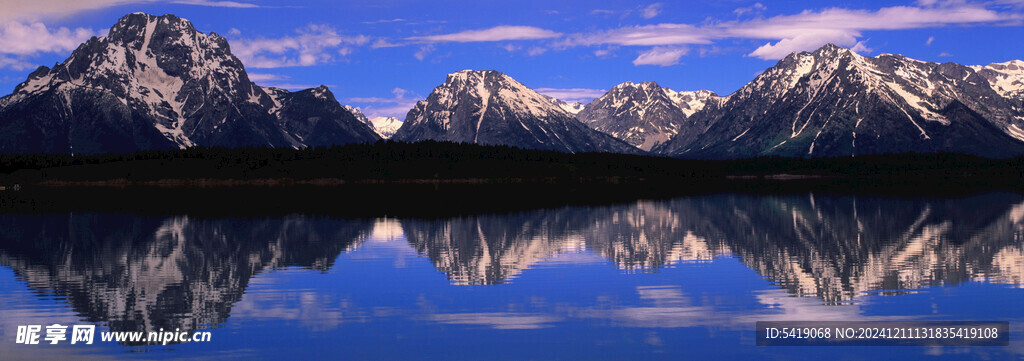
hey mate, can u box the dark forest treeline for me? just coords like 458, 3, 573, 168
1, 140, 1023, 184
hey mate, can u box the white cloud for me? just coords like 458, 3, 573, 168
0, 20, 93, 69
527, 46, 547, 56
230, 24, 369, 68
564, 3, 1018, 61
535, 87, 607, 103
926, 36, 935, 45
408, 26, 561, 43
730, 5, 1008, 59
642, 3, 663, 19
0, 21, 94, 56
632, 46, 688, 66
938, 51, 954, 57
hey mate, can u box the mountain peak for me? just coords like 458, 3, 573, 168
815, 43, 843, 52
108, 13, 197, 46
310, 85, 334, 100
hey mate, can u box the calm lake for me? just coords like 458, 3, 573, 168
1, 190, 1022, 360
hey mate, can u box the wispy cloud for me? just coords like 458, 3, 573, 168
0, 56, 36, 71
361, 18, 406, 25
527, 46, 547, 56
642, 3, 663, 19
247, 73, 288, 82
170, 0, 259, 8
408, 26, 562, 43
230, 24, 370, 68
413, 44, 435, 60
561, 23, 711, 47
734, 3, 767, 16
245, 73, 323, 90
632, 46, 688, 66
926, 36, 935, 46
535, 87, 607, 103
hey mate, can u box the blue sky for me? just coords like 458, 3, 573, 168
0, 0, 1022, 119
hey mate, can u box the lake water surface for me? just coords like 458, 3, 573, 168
1, 191, 1022, 360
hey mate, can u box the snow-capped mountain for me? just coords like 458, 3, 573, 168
391, 70, 640, 153
541, 95, 585, 114
369, 116, 403, 139
577, 81, 719, 151
0, 13, 378, 154
654, 44, 1024, 159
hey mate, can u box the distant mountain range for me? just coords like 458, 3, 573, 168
391, 70, 639, 154
1, 12, 1023, 159
652, 45, 1024, 158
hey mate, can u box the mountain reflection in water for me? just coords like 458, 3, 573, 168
0, 192, 1021, 340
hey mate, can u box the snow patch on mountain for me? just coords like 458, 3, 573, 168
369, 116, 403, 139
972, 60, 1024, 102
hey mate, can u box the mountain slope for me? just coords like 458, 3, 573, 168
654, 44, 1024, 159
391, 70, 640, 154
577, 81, 718, 151
971, 60, 1024, 106
269, 86, 380, 147
0, 13, 378, 155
